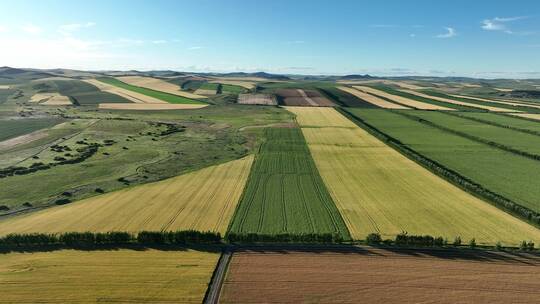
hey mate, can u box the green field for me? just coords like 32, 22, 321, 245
98, 77, 204, 104
33, 79, 132, 105
319, 86, 375, 107
0, 117, 64, 142
221, 84, 245, 94
199, 82, 220, 90
403, 111, 540, 157
228, 127, 350, 238
348, 109, 540, 213
457, 112, 540, 133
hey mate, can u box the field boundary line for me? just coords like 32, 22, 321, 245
442, 111, 540, 138
204, 248, 233, 304
337, 107, 540, 228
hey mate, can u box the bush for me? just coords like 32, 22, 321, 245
366, 233, 382, 245
0, 205, 9, 211
469, 238, 477, 249
453, 236, 462, 247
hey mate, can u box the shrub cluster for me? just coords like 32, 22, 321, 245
395, 233, 444, 247
226, 232, 344, 244
136, 230, 221, 244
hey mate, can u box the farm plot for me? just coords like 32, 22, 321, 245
401, 89, 521, 112
318, 86, 376, 108
228, 128, 350, 237
30, 92, 71, 105
36, 79, 132, 105
220, 84, 246, 94
349, 109, 540, 214
276, 89, 334, 106
458, 112, 540, 133
194, 82, 219, 96
99, 103, 207, 110
353, 86, 453, 110
404, 111, 540, 157
237, 94, 277, 105
0, 117, 64, 142
97, 77, 204, 104
338, 86, 409, 109
220, 249, 540, 304
510, 113, 540, 121
116, 76, 208, 99
288, 107, 540, 245
0, 156, 253, 235
450, 94, 540, 110
0, 249, 219, 303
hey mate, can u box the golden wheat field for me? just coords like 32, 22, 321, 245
400, 89, 521, 112
84, 78, 166, 103
0, 156, 254, 235
353, 86, 453, 110
117, 76, 208, 99
449, 94, 540, 109
0, 249, 219, 303
287, 107, 540, 246
338, 86, 409, 109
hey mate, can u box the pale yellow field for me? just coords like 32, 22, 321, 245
509, 113, 540, 121
287, 107, 540, 246
338, 86, 409, 109
449, 94, 540, 110
117, 76, 208, 99
353, 86, 453, 110
0, 156, 253, 235
210, 79, 256, 89
494, 88, 514, 92
401, 89, 521, 113
99, 103, 208, 110
0, 85, 10, 89
0, 249, 219, 303
30, 93, 71, 105
84, 78, 166, 103
194, 88, 217, 96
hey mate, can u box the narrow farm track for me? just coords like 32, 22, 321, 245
0, 156, 254, 235
287, 107, 540, 246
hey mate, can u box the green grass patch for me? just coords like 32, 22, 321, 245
98, 77, 204, 104
0, 118, 64, 142
228, 128, 350, 238
220, 84, 245, 94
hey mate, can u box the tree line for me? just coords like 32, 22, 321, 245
226, 232, 345, 243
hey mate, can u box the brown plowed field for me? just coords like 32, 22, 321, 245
220, 248, 540, 304
276, 89, 334, 106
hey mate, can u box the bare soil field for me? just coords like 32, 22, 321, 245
83, 79, 165, 103
220, 248, 540, 304
276, 89, 334, 106
338, 86, 409, 109
401, 89, 521, 112
237, 93, 277, 105
116, 76, 208, 99
353, 86, 453, 110
98, 103, 208, 110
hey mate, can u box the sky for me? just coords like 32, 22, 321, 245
0, 0, 539, 78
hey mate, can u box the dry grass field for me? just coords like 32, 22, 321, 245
0, 156, 254, 235
449, 94, 540, 109
117, 76, 208, 99
98, 103, 208, 110
287, 107, 540, 245
237, 93, 277, 105
509, 113, 540, 121
83, 79, 165, 103
353, 86, 453, 110
30, 93, 72, 105
337, 86, 409, 109
0, 249, 219, 303
220, 249, 540, 304
401, 90, 521, 112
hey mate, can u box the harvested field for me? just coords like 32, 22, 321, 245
30, 93, 71, 105
99, 103, 208, 110
228, 128, 350, 237
237, 93, 277, 105
0, 117, 64, 142
353, 86, 453, 110
401, 89, 521, 112
287, 107, 540, 245
495, 88, 514, 92
84, 79, 163, 103
337, 86, 409, 109
194, 89, 217, 96
220, 249, 540, 304
510, 113, 540, 121
117, 76, 208, 99
0, 156, 253, 235
210, 79, 256, 89
0, 85, 10, 89
0, 129, 48, 150
0, 249, 219, 303
276, 89, 334, 106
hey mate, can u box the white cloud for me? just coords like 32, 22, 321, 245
0, 25, 8, 33
58, 22, 95, 35
481, 16, 527, 34
436, 27, 456, 38
21, 24, 43, 34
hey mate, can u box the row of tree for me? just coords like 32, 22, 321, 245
226, 232, 345, 243
339, 108, 540, 226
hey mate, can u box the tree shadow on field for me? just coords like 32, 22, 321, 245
232, 244, 540, 266
0, 244, 224, 255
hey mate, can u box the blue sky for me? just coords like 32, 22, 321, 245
1, 0, 539, 78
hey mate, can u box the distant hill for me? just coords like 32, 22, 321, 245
218, 72, 290, 81
0, 66, 55, 80
339, 74, 377, 80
